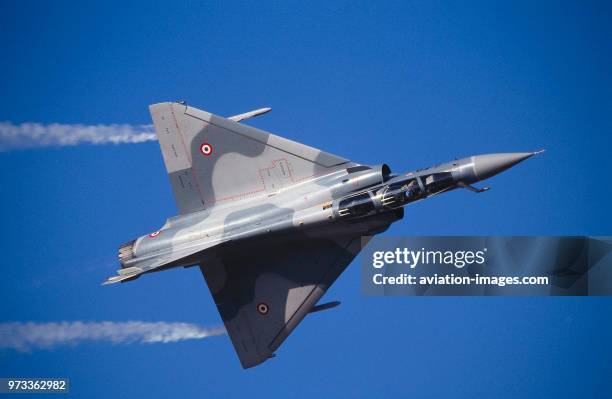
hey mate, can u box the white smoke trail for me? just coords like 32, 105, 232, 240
0, 122, 157, 151
0, 321, 226, 352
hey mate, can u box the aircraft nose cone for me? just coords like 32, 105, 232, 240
472, 152, 535, 181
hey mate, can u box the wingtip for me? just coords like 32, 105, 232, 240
102, 278, 119, 286
533, 149, 546, 155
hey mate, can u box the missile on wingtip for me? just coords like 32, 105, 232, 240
228, 107, 272, 122
102, 267, 143, 285
308, 301, 341, 314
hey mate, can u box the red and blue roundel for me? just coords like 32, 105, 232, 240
200, 142, 213, 156
256, 303, 269, 315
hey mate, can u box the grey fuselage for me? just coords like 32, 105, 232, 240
117, 152, 536, 277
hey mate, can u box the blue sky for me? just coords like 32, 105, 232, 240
1, 1, 611, 397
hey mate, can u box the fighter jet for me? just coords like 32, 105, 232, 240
104, 102, 542, 368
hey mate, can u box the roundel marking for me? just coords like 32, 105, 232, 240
256, 303, 269, 315
200, 142, 213, 156
149, 231, 161, 238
